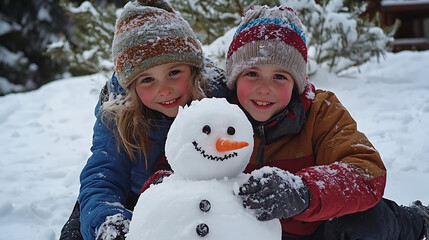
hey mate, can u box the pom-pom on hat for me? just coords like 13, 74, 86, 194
226, 6, 308, 94
112, 0, 204, 88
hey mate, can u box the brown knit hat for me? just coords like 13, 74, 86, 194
112, 0, 204, 88
226, 6, 308, 94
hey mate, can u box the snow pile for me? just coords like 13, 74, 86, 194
0, 74, 106, 239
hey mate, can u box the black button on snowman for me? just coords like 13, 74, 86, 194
196, 223, 209, 237
199, 199, 211, 212
197, 200, 211, 237
127, 98, 281, 240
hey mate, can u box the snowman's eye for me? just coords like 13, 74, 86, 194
202, 125, 211, 135
227, 127, 235, 135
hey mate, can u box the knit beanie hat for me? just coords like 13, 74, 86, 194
112, 0, 204, 88
226, 6, 307, 94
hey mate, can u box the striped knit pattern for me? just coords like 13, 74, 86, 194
226, 6, 308, 94
112, 1, 203, 88
232, 17, 306, 46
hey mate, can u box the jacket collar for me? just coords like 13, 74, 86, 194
251, 92, 307, 144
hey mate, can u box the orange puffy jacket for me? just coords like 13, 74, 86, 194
244, 88, 386, 238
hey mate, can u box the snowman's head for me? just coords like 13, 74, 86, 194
165, 98, 254, 180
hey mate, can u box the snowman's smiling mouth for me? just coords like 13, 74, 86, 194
192, 141, 238, 161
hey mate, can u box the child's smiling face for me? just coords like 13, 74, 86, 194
236, 65, 295, 122
135, 63, 192, 117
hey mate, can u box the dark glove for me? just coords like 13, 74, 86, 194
96, 213, 130, 240
238, 167, 311, 221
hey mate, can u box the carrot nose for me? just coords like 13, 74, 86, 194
216, 138, 249, 152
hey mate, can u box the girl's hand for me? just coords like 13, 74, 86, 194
96, 213, 130, 240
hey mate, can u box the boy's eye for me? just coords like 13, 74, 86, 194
274, 74, 286, 79
169, 70, 180, 76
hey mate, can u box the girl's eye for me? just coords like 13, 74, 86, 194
139, 77, 154, 84
169, 70, 180, 76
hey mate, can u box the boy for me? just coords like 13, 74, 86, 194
226, 5, 429, 239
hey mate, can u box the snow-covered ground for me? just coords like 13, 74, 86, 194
0, 49, 428, 239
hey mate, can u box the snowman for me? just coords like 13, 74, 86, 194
127, 98, 281, 240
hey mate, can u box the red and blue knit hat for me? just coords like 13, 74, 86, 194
112, 0, 204, 88
226, 6, 308, 94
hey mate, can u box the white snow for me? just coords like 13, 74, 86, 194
68, 1, 99, 16
0, 77, 25, 94
0, 45, 429, 238
0, 45, 27, 67
37, 6, 52, 22
0, 74, 106, 239
0, 18, 21, 36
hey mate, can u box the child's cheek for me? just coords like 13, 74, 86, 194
236, 79, 252, 106
276, 87, 293, 108
177, 77, 192, 96
137, 88, 154, 107
236, 85, 250, 106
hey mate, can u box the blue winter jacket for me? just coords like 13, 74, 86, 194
79, 62, 227, 239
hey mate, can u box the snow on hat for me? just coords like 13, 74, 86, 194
112, 0, 204, 88
226, 6, 308, 94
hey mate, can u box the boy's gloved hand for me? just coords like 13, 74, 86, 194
96, 213, 130, 240
238, 167, 311, 221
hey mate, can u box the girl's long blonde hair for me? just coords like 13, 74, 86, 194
101, 66, 207, 164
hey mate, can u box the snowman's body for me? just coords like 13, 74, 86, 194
127, 175, 281, 239
127, 98, 281, 239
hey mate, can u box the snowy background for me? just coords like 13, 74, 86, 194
1, 42, 429, 240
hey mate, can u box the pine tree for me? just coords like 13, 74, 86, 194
169, 0, 281, 44
45, 0, 118, 76
0, 0, 69, 95
286, 0, 399, 74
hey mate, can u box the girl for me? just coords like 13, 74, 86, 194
225, 5, 428, 240
60, 1, 226, 240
